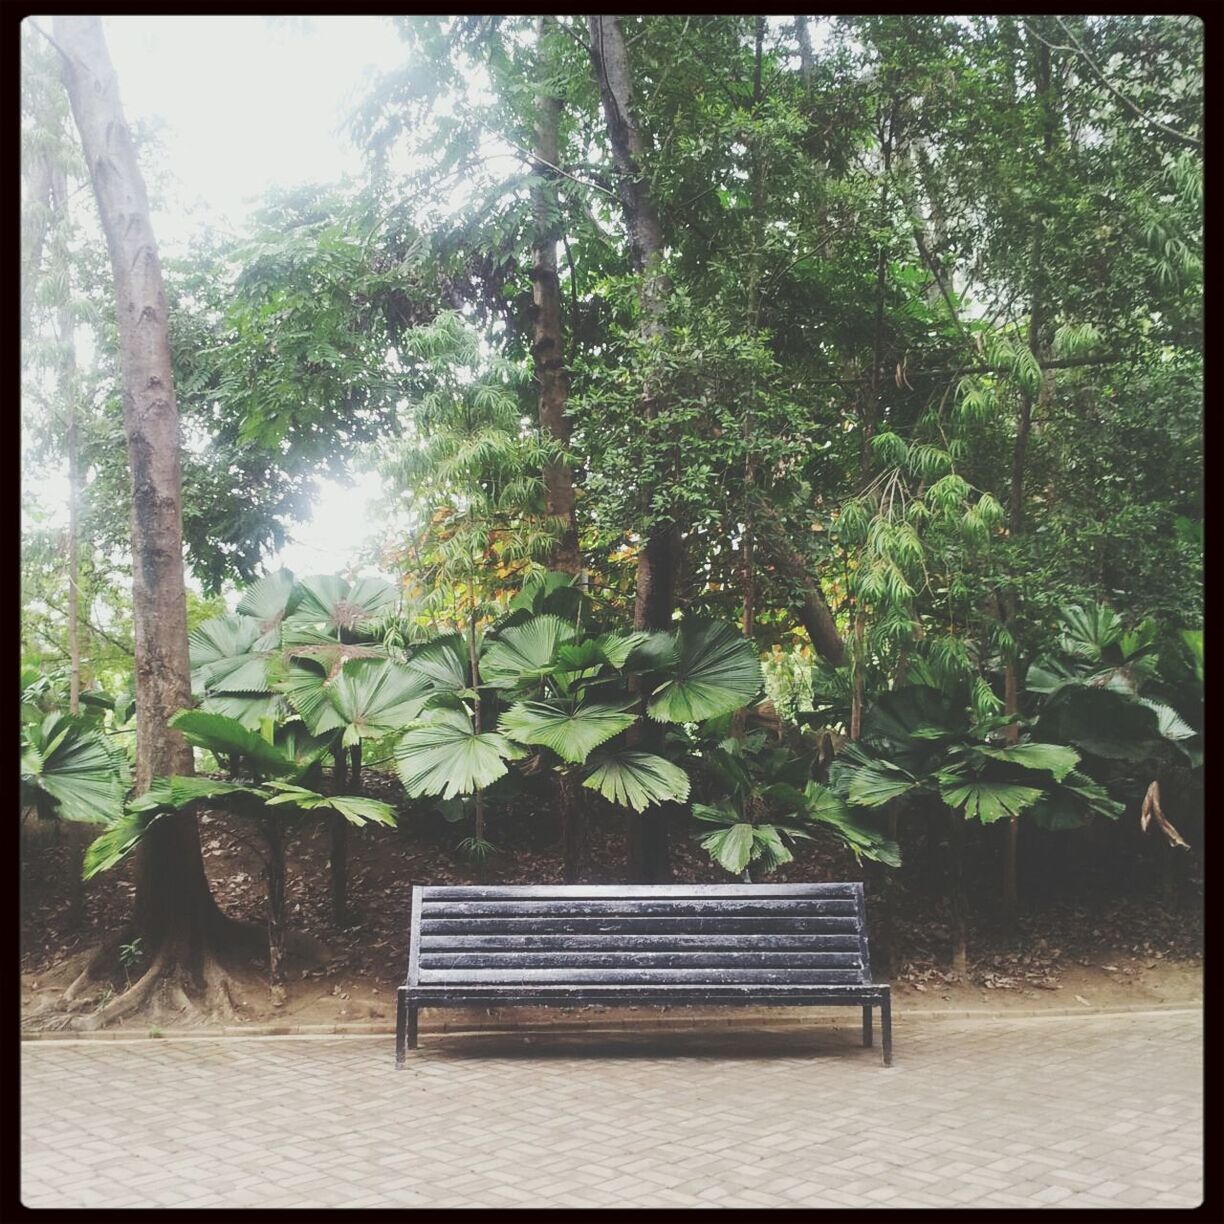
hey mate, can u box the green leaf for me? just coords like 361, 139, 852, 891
647, 621, 763, 723
1140, 699, 1196, 742
276, 660, 349, 735
327, 658, 432, 741
128, 776, 264, 812
1039, 687, 1162, 759
286, 574, 398, 637
20, 714, 127, 824
500, 698, 636, 764
1057, 604, 1123, 663
264, 781, 397, 826
83, 810, 163, 880
404, 633, 470, 694
198, 691, 290, 732
691, 800, 740, 825
624, 631, 679, 673
189, 614, 270, 693
481, 614, 576, 689
394, 708, 517, 798
582, 751, 691, 812
700, 821, 755, 874
862, 685, 965, 747
973, 742, 1080, 781
169, 710, 296, 775
592, 631, 651, 669
1029, 770, 1124, 830
751, 824, 794, 872
938, 777, 1045, 823
846, 760, 920, 807
234, 569, 296, 647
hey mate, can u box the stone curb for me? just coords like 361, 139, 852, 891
20, 1000, 1200, 1043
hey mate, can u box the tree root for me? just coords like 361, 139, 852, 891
63, 945, 248, 1032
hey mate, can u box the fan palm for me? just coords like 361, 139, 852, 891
84, 710, 394, 996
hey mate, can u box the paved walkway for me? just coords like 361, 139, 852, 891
22, 1011, 1201, 1209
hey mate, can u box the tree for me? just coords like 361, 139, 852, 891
532, 16, 581, 577
52, 15, 242, 1026
85, 710, 395, 1002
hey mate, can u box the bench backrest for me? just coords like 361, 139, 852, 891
408, 883, 874, 988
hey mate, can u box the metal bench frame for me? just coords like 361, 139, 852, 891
396, 883, 892, 1066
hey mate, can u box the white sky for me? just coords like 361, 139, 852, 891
25, 15, 413, 595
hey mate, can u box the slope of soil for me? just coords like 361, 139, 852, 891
21, 772, 1202, 1031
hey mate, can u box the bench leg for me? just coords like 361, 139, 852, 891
880, 994, 892, 1067
862, 1004, 873, 1047
395, 998, 407, 1068
407, 1005, 419, 1051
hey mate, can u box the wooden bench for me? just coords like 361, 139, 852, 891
396, 883, 892, 1066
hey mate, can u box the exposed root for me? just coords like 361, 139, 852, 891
70, 947, 174, 1031
199, 955, 242, 1023
62, 934, 130, 1005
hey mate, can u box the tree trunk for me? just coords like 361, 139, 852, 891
1001, 655, 1021, 922
588, 18, 680, 883
56, 16, 233, 1010
1000, 32, 1057, 927
849, 613, 866, 740
21, 148, 53, 334
265, 816, 287, 1001
795, 16, 814, 86
587, 14, 677, 637
559, 771, 583, 883
533, 16, 580, 577
755, 506, 845, 666
947, 807, 969, 976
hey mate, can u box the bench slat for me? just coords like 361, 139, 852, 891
417, 967, 865, 984
419, 934, 863, 952
420, 898, 857, 918
420, 952, 862, 970
422, 884, 859, 899
420, 916, 860, 935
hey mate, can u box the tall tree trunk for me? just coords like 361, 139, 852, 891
49, 161, 84, 718
587, 13, 676, 633
533, 16, 580, 577
56, 16, 235, 1023
467, 610, 488, 868
21, 149, 54, 334
756, 521, 846, 666
589, 15, 676, 882
1001, 28, 1057, 928
733, 18, 767, 741
48, 163, 89, 927
947, 806, 969, 976
795, 16, 814, 86
265, 817, 287, 1004
559, 771, 583, 883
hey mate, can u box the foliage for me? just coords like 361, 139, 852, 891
21, 712, 129, 825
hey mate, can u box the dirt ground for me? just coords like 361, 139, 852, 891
21, 772, 1203, 1030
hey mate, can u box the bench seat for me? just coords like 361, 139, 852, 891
397, 883, 892, 1065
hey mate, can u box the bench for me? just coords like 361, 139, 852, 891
396, 883, 892, 1065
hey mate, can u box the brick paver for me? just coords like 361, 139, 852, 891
21, 1011, 1202, 1209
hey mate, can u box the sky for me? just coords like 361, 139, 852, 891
24, 15, 412, 590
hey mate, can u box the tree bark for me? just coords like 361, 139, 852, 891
265, 816, 287, 1001
21, 148, 53, 334
559, 770, 583, 883
533, 16, 580, 577
754, 513, 846, 666
588, 15, 677, 882
587, 14, 677, 634
795, 16, 814, 86
1001, 29, 1058, 926
56, 15, 225, 959
947, 806, 969, 976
